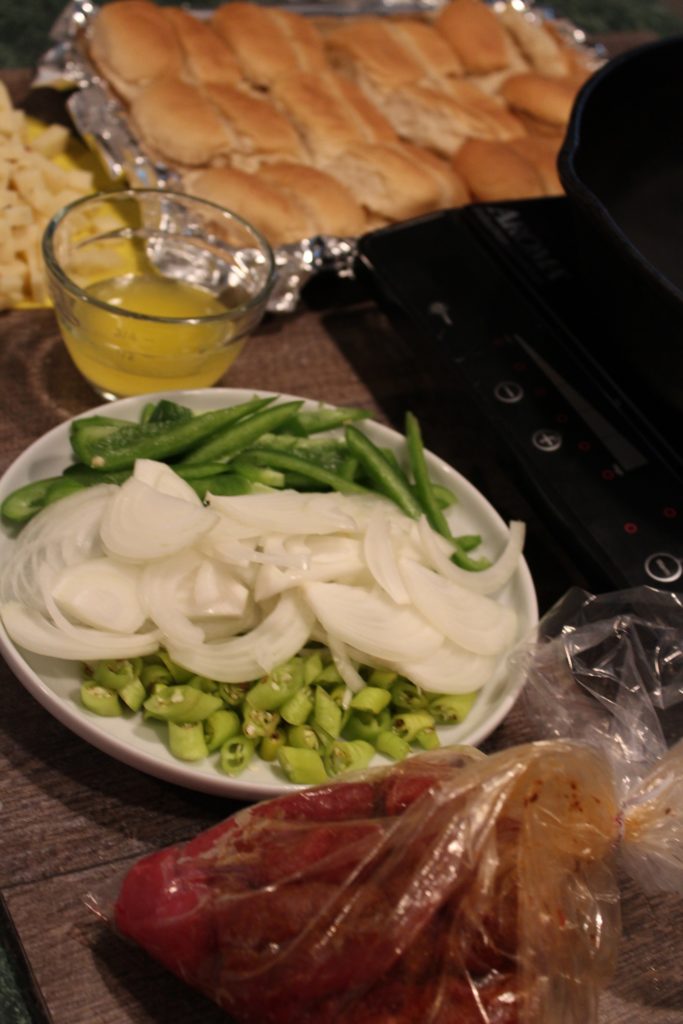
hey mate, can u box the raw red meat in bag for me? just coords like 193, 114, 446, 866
113, 742, 624, 1023
112, 587, 683, 1023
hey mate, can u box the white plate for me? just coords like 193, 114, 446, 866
0, 388, 538, 800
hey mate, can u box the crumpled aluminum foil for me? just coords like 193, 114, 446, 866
34, 0, 601, 314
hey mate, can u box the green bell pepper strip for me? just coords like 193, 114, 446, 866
1, 477, 65, 524
404, 411, 452, 539
71, 396, 276, 471
176, 400, 304, 466
345, 425, 422, 519
286, 406, 371, 436
233, 448, 369, 495
168, 721, 208, 761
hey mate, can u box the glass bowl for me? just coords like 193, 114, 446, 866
42, 188, 276, 400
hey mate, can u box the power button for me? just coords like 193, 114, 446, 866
644, 552, 682, 584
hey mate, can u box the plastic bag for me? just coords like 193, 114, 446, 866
108, 586, 683, 1024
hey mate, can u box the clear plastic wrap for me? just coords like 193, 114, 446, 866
104, 586, 683, 1023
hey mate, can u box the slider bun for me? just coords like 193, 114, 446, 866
211, 2, 327, 86
202, 83, 306, 169
435, 0, 517, 74
129, 78, 231, 167
496, 7, 572, 78
161, 7, 242, 87
185, 166, 315, 246
387, 18, 465, 82
507, 135, 564, 195
452, 137, 546, 202
501, 72, 576, 128
259, 162, 367, 238
322, 141, 446, 222
325, 17, 425, 93
88, 0, 184, 100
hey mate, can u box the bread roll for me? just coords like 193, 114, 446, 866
211, 2, 327, 87
452, 138, 546, 201
501, 73, 576, 131
259, 163, 367, 238
88, 0, 184, 100
161, 7, 242, 87
202, 83, 307, 170
129, 78, 231, 167
325, 17, 425, 95
435, 0, 520, 74
185, 166, 315, 246
380, 79, 525, 158
399, 143, 470, 208
508, 135, 563, 195
387, 18, 465, 83
321, 141, 445, 222
270, 71, 387, 164
497, 7, 572, 78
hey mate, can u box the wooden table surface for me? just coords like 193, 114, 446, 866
1, 66, 682, 1024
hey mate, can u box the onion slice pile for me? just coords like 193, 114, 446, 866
1, 459, 526, 694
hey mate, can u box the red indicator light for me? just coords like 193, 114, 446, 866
663, 507, 678, 519
624, 522, 638, 534
578, 440, 591, 452
601, 468, 616, 481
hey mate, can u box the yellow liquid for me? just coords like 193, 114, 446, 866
57, 273, 246, 399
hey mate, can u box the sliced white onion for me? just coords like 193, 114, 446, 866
399, 557, 518, 656
166, 589, 315, 682
101, 478, 218, 561
140, 552, 206, 647
396, 638, 498, 694
206, 491, 359, 537
417, 517, 526, 595
1, 601, 160, 659
133, 459, 202, 505
363, 510, 410, 605
326, 634, 365, 695
51, 558, 146, 634
302, 581, 443, 663
254, 536, 366, 602
191, 560, 249, 618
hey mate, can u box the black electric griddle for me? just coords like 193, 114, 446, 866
354, 196, 683, 592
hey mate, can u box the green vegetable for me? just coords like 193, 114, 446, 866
80, 681, 121, 717
323, 738, 375, 777
429, 692, 478, 725
287, 406, 371, 436
71, 396, 275, 471
204, 709, 241, 753
176, 400, 303, 465
258, 729, 286, 762
278, 746, 328, 785
345, 425, 422, 519
235, 448, 369, 495
349, 686, 392, 715
143, 684, 222, 723
245, 659, 304, 711
168, 721, 208, 761
405, 411, 452, 539
376, 730, 411, 761
313, 686, 343, 739
220, 736, 255, 775
1, 477, 64, 524
391, 711, 435, 742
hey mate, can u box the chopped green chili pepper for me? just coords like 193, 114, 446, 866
391, 710, 435, 742
303, 650, 324, 685
428, 692, 478, 724
323, 739, 375, 777
242, 704, 281, 740
119, 677, 146, 713
220, 736, 255, 775
343, 708, 391, 743
157, 653, 194, 683
140, 662, 173, 688
93, 658, 141, 692
280, 685, 314, 726
258, 729, 286, 762
168, 721, 208, 761
313, 686, 342, 738
366, 668, 398, 689
80, 681, 121, 717
245, 659, 304, 711
187, 674, 218, 694
345, 425, 422, 519
376, 730, 411, 761
204, 709, 241, 753
143, 685, 223, 723
390, 679, 429, 711
415, 726, 440, 750
218, 683, 250, 707
349, 686, 392, 715
278, 746, 328, 784
286, 724, 320, 750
